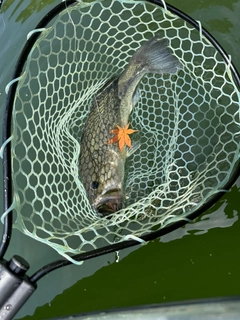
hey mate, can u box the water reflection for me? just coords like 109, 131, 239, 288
2, 0, 56, 23
192, 1, 240, 70
161, 184, 239, 243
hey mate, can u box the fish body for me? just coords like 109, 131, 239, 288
79, 36, 181, 216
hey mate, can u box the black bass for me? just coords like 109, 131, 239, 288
79, 36, 181, 216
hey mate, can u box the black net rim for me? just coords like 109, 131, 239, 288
1, 0, 240, 281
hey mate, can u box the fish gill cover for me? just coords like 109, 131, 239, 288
6, 0, 240, 263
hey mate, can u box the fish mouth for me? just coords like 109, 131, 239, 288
94, 188, 123, 217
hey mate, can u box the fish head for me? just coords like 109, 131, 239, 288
90, 171, 124, 217
93, 183, 123, 216
80, 149, 125, 217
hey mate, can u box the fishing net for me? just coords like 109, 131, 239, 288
4, 0, 240, 263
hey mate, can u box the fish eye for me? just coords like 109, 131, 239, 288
91, 181, 99, 189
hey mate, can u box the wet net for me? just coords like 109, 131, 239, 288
4, 0, 240, 263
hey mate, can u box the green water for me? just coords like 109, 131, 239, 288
0, 0, 240, 319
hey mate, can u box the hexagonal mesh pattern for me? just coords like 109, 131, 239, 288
8, 0, 240, 263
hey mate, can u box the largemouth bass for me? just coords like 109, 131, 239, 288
79, 35, 181, 216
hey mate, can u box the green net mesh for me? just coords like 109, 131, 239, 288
6, 0, 240, 263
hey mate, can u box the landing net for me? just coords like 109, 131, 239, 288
4, 0, 240, 263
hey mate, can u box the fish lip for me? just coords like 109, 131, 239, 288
94, 190, 122, 208
94, 188, 123, 215
101, 184, 122, 196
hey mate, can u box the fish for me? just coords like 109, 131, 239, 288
79, 35, 181, 217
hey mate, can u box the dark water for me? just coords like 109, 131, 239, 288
0, 0, 240, 319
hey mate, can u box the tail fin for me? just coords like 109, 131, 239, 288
131, 35, 181, 74
117, 35, 181, 106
